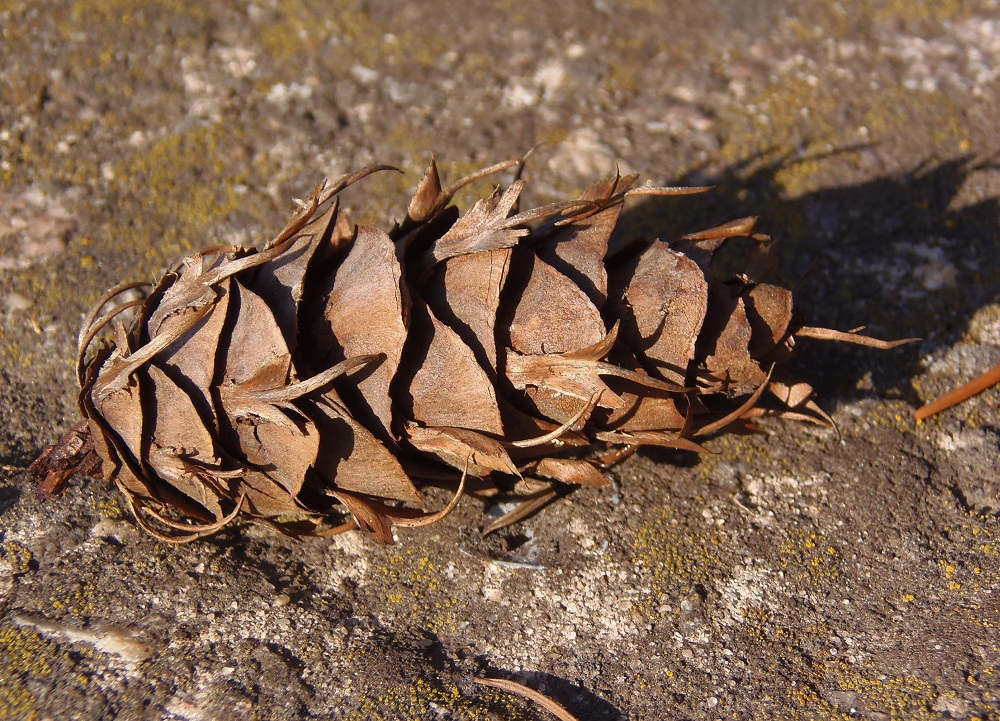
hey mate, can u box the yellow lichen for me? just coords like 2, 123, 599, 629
96, 493, 124, 520
2, 541, 33, 573
373, 546, 460, 634
864, 0, 967, 23
94, 121, 261, 280
779, 531, 842, 583
865, 400, 920, 434
341, 677, 530, 720
49, 581, 97, 616
0, 625, 57, 721
834, 673, 938, 721
631, 505, 725, 619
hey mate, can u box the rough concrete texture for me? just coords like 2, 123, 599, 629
2, 0, 999, 719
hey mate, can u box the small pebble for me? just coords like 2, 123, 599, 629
5, 291, 32, 312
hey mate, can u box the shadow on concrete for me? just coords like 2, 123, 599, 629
472, 666, 626, 720
0, 483, 20, 518
615, 150, 1000, 409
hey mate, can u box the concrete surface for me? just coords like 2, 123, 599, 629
1, 0, 999, 719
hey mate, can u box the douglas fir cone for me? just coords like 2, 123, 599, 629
26, 159, 911, 542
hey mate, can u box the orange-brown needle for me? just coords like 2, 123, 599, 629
914, 363, 1000, 421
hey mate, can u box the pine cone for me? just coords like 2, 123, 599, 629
27, 159, 912, 542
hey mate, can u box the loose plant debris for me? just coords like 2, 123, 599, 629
914, 362, 1000, 420
474, 677, 581, 721
25, 158, 914, 543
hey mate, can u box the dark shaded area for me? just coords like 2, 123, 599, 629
0, 484, 21, 518
618, 152, 1000, 408
395, 626, 627, 721
472, 668, 626, 721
